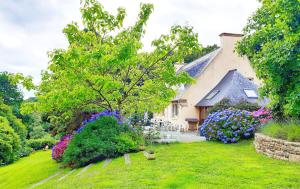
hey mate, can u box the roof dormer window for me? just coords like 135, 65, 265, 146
244, 89, 258, 98
205, 90, 220, 100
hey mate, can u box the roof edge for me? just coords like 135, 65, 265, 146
219, 33, 244, 37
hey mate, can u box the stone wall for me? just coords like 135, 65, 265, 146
254, 133, 300, 163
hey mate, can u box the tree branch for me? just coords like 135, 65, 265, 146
85, 79, 113, 111
122, 44, 178, 102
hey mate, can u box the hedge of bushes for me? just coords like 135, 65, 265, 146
0, 103, 27, 142
26, 137, 56, 151
0, 116, 21, 165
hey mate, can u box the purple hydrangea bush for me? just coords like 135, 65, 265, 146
199, 109, 259, 144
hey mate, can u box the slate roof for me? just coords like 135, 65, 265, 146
173, 48, 220, 101
195, 69, 266, 107
177, 48, 220, 78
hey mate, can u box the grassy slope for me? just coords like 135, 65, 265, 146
1, 141, 299, 189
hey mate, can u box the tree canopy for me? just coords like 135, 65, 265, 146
236, 0, 300, 119
25, 0, 202, 132
0, 72, 23, 107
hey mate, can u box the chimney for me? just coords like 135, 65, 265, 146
219, 33, 243, 51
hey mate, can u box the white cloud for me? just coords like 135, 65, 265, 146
0, 0, 260, 98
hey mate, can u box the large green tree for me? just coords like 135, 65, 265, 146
236, 0, 300, 119
0, 72, 23, 107
25, 0, 201, 132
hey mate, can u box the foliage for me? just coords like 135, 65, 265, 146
208, 98, 260, 113
27, 113, 50, 139
252, 107, 272, 124
143, 126, 160, 145
0, 72, 23, 107
183, 44, 219, 63
0, 101, 27, 143
52, 135, 72, 162
63, 116, 143, 167
76, 110, 122, 133
19, 145, 34, 158
26, 137, 56, 151
236, 0, 300, 119
199, 109, 259, 143
0, 116, 21, 165
260, 122, 300, 142
128, 111, 153, 127
25, 0, 201, 133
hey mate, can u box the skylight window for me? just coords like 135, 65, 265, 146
205, 90, 219, 100
244, 89, 258, 98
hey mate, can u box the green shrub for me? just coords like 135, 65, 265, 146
19, 145, 34, 157
208, 98, 260, 113
0, 102, 27, 142
0, 116, 21, 165
63, 116, 143, 168
260, 122, 300, 142
26, 136, 56, 150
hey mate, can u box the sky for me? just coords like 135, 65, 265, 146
0, 0, 260, 98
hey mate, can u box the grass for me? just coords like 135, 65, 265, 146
1, 141, 300, 189
260, 122, 300, 142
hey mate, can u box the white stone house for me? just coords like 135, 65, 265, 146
154, 33, 264, 131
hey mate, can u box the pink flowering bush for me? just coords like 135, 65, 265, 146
52, 135, 72, 162
252, 107, 272, 124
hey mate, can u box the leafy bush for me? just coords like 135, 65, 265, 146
26, 137, 56, 151
63, 116, 143, 168
199, 109, 259, 143
252, 107, 272, 124
208, 99, 260, 113
27, 113, 49, 139
19, 145, 33, 157
52, 135, 72, 162
76, 110, 122, 133
0, 116, 21, 165
0, 102, 27, 142
260, 122, 300, 142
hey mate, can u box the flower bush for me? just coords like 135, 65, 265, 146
52, 135, 72, 161
76, 110, 122, 133
51, 110, 122, 162
63, 116, 143, 168
199, 109, 259, 144
252, 107, 272, 124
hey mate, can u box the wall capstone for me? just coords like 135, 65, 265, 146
254, 133, 300, 163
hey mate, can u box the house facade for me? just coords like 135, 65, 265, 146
154, 33, 262, 131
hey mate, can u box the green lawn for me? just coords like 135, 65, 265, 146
1, 141, 299, 189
